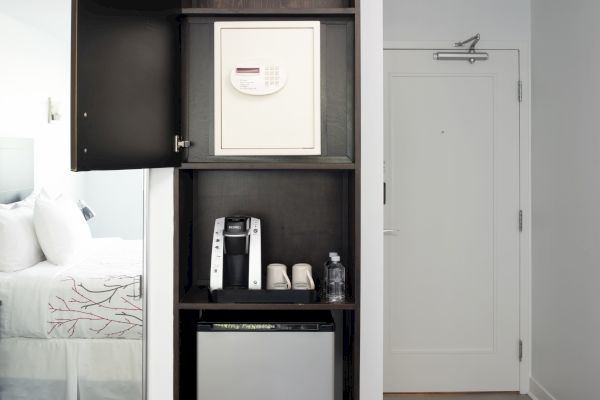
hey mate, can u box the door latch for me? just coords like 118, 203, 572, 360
174, 135, 190, 153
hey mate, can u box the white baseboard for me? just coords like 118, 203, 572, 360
529, 377, 558, 400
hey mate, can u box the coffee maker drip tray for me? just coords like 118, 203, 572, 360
210, 289, 317, 304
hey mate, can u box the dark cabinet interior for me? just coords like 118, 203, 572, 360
182, 17, 355, 163
72, 1, 360, 399
176, 169, 356, 300
174, 165, 361, 400
71, 0, 182, 171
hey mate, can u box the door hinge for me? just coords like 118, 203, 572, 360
519, 339, 523, 362
138, 274, 143, 299
518, 80, 523, 103
519, 210, 523, 232
174, 134, 190, 153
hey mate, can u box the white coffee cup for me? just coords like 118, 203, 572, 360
292, 263, 315, 290
266, 263, 291, 290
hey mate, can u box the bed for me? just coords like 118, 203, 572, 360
0, 138, 143, 400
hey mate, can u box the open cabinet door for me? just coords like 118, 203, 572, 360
72, 0, 181, 171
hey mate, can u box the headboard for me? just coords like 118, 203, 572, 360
0, 138, 34, 204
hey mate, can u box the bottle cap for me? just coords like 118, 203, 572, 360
329, 252, 338, 258
331, 255, 340, 262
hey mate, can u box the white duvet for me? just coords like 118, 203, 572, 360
0, 238, 143, 340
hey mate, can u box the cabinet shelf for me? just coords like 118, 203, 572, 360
179, 287, 356, 310
179, 162, 356, 170
182, 7, 356, 15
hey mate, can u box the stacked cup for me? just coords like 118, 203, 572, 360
266, 263, 315, 290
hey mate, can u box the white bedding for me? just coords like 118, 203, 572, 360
0, 238, 143, 340
0, 337, 142, 400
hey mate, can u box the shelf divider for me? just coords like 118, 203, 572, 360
180, 162, 355, 170
182, 7, 356, 15
179, 287, 356, 311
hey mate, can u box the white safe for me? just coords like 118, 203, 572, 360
214, 21, 321, 156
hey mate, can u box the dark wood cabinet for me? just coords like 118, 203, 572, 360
182, 0, 355, 9
71, 0, 182, 171
174, 166, 360, 399
71, 1, 360, 399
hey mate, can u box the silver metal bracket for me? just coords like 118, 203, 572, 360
519, 210, 523, 232
518, 80, 523, 102
138, 275, 143, 299
174, 135, 190, 153
455, 33, 481, 53
519, 339, 523, 362
434, 33, 489, 63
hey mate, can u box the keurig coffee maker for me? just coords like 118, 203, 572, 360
210, 216, 261, 291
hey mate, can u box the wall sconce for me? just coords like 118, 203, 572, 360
48, 97, 61, 123
77, 200, 95, 221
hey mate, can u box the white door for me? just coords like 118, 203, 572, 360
384, 50, 521, 392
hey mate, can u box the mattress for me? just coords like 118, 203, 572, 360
0, 337, 142, 400
0, 238, 143, 340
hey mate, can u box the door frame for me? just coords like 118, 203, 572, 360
383, 41, 532, 395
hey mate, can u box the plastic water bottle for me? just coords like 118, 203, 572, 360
326, 255, 345, 303
322, 252, 338, 299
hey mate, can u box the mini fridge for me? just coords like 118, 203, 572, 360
196, 311, 335, 400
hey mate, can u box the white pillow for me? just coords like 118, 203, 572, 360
34, 193, 92, 265
13, 192, 37, 209
0, 207, 45, 272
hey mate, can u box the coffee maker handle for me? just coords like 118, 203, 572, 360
306, 270, 315, 290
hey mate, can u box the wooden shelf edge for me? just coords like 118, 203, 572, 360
182, 7, 356, 15
179, 162, 356, 170
178, 301, 357, 310
176, 287, 356, 310
179, 287, 356, 310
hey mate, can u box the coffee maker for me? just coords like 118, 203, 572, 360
210, 216, 261, 291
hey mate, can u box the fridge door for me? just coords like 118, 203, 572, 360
197, 331, 334, 400
196, 312, 334, 400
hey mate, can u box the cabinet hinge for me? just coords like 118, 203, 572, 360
519, 339, 523, 362
519, 210, 523, 232
174, 135, 190, 153
518, 80, 523, 103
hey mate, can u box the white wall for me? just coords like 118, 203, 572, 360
360, 1, 384, 399
146, 168, 174, 400
531, 2, 600, 400
74, 170, 145, 239
384, 0, 530, 46
0, 0, 73, 194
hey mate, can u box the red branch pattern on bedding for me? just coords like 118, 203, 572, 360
47, 275, 142, 339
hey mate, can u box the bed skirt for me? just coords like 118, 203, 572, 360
0, 337, 142, 400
